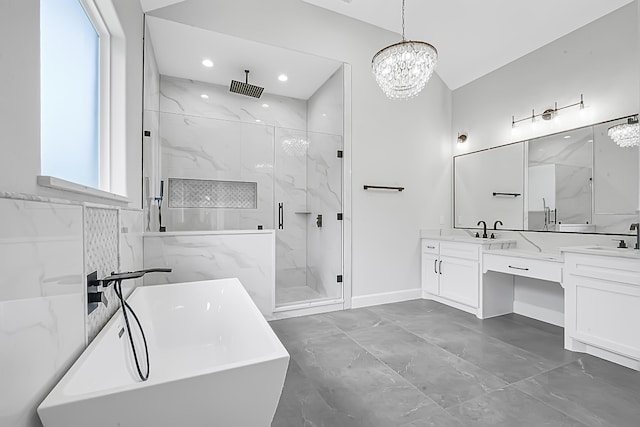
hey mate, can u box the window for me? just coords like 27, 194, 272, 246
40, 0, 123, 198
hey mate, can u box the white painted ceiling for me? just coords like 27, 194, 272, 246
146, 16, 343, 100
301, 0, 635, 89
139, 0, 186, 13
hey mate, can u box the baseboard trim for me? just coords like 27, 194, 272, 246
352, 288, 422, 309
513, 300, 564, 327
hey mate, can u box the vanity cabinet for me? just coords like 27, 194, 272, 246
563, 251, 640, 370
422, 240, 480, 311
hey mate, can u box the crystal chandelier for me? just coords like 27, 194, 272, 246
608, 116, 639, 148
371, 0, 438, 100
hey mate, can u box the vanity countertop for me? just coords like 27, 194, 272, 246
420, 232, 515, 246
483, 248, 563, 262
561, 246, 640, 259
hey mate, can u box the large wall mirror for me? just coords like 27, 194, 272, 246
454, 115, 639, 235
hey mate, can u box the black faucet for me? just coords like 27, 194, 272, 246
631, 223, 639, 249
490, 220, 503, 239
477, 220, 488, 238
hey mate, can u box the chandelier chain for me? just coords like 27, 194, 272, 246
401, 0, 406, 41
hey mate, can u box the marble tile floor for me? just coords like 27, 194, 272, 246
276, 284, 326, 306
269, 299, 640, 427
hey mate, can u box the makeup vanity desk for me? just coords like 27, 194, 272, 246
420, 234, 640, 370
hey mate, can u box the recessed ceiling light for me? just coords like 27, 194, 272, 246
262, 103, 269, 108
322, 113, 327, 117
564, 135, 571, 139
278, 74, 288, 82
202, 59, 214, 68
200, 94, 209, 99
256, 119, 261, 123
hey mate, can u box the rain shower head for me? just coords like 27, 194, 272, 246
230, 70, 264, 98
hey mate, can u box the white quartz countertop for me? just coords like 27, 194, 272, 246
483, 248, 563, 262
561, 246, 640, 259
420, 233, 515, 246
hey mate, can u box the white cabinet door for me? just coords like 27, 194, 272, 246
439, 256, 479, 308
422, 253, 440, 295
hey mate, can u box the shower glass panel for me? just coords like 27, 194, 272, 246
274, 129, 343, 306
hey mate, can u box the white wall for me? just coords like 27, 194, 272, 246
0, 0, 144, 209
151, 0, 453, 301
453, 2, 638, 154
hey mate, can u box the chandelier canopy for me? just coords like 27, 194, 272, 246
371, 0, 438, 100
608, 116, 639, 148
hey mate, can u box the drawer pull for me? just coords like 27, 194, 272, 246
508, 265, 529, 271
426, 245, 436, 249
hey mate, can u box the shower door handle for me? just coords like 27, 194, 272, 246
278, 202, 283, 229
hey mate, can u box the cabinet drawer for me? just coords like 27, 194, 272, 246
483, 253, 562, 282
421, 240, 439, 255
440, 242, 479, 261
565, 253, 640, 287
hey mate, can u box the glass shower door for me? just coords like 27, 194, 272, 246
274, 128, 343, 306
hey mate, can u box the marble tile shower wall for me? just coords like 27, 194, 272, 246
153, 75, 307, 232
0, 195, 144, 427
275, 127, 309, 292
306, 132, 343, 299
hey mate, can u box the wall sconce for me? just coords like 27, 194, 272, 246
457, 132, 468, 143
512, 94, 584, 128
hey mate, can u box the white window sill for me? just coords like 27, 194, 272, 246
37, 176, 130, 204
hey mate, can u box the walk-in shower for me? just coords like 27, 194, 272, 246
142, 16, 346, 309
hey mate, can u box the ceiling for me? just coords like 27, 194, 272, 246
142, 0, 635, 92
146, 16, 343, 100
301, 0, 635, 89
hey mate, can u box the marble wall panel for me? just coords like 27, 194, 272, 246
0, 197, 84, 427
275, 127, 308, 294
159, 113, 274, 231
306, 132, 343, 300
143, 231, 274, 318
160, 76, 306, 130
307, 67, 343, 136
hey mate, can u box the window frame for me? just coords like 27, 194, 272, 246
39, 0, 128, 202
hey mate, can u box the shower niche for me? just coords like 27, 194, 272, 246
142, 16, 346, 309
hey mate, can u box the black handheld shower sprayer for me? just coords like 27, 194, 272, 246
88, 268, 172, 382
155, 180, 166, 232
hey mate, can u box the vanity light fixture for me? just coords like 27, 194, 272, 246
457, 132, 468, 143
608, 115, 639, 148
512, 94, 584, 128
200, 94, 209, 99
371, 0, 438, 100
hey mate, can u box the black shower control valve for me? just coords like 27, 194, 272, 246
316, 214, 323, 228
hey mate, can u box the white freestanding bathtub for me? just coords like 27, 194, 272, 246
38, 278, 289, 427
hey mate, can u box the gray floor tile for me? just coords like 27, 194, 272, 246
447, 386, 586, 426
514, 356, 640, 427
318, 307, 389, 332
272, 358, 362, 427
288, 332, 438, 426
270, 300, 636, 427
348, 323, 507, 408
401, 317, 561, 383
269, 314, 341, 343
464, 315, 579, 365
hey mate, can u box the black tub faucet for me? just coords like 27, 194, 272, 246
477, 220, 488, 238
491, 220, 503, 239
